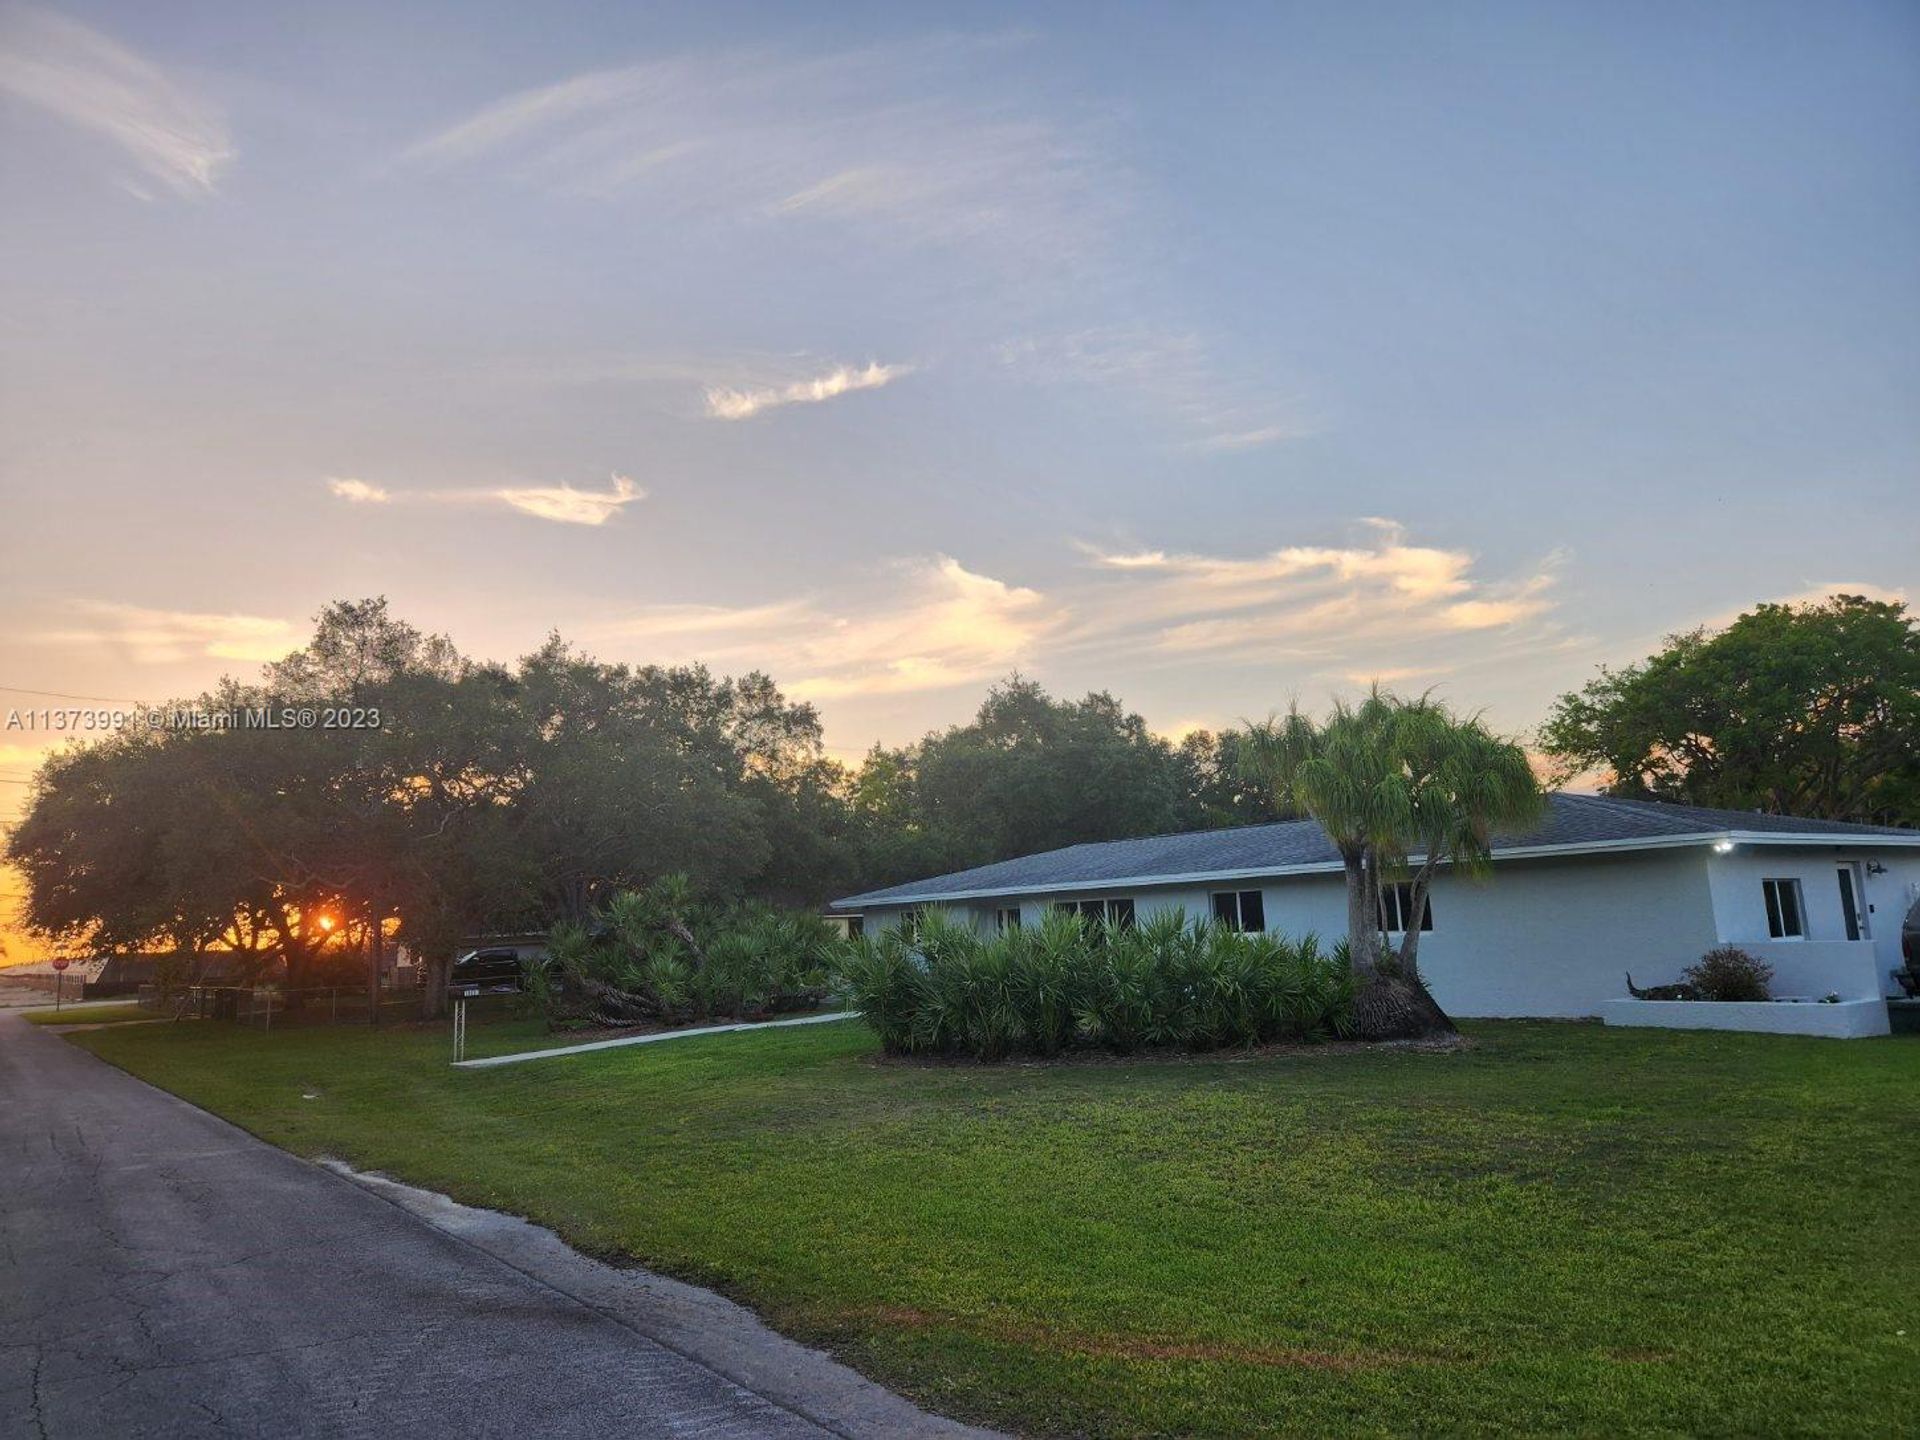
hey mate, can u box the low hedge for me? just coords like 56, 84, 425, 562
836, 906, 1354, 1060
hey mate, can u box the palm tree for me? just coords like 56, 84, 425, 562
1240, 690, 1542, 1040
1381, 698, 1544, 984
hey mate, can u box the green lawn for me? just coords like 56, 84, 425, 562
20, 1001, 156, 1026
69, 1016, 1918, 1437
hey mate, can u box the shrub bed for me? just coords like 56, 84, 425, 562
528, 876, 837, 1029
837, 907, 1354, 1060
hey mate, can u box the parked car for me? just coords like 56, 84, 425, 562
1886, 895, 1920, 999
447, 947, 530, 994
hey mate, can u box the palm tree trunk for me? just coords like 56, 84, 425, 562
1342, 852, 1380, 977
1347, 848, 1454, 1041
1396, 859, 1439, 981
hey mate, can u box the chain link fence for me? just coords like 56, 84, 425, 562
138, 984, 422, 1029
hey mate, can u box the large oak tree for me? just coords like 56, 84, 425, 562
1541, 594, 1919, 827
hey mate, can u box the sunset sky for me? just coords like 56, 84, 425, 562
2, 2, 1917, 958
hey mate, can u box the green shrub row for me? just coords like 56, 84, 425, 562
836, 907, 1354, 1060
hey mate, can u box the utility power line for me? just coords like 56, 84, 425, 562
0, 684, 145, 704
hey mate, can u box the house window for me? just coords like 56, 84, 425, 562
1379, 883, 1434, 934
1210, 889, 1266, 933
995, 906, 1022, 932
845, 916, 864, 939
1762, 879, 1806, 939
1053, 897, 1136, 930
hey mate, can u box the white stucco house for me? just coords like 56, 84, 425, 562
832, 795, 1920, 1027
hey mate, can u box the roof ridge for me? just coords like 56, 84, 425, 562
831, 790, 1920, 908
1555, 791, 1709, 834
1085, 814, 1319, 847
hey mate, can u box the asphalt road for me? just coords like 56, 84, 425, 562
0, 1014, 994, 1439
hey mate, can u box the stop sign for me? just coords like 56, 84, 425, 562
50, 958, 70, 972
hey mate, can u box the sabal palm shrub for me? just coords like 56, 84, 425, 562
834, 926, 926, 1053
532, 875, 836, 1029
836, 906, 1353, 1060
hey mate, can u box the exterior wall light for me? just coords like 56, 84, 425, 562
1866, 860, 1887, 875
1712, 840, 1735, 854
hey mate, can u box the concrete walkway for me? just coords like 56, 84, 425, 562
0, 1012, 997, 1438
456, 1009, 856, 1068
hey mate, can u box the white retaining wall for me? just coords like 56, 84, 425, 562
1601, 997, 1890, 1038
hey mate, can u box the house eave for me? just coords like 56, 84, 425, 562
830, 828, 1920, 910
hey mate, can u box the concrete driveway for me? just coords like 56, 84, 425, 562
0, 1013, 995, 1439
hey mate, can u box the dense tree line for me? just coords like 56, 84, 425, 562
7, 601, 856, 1010
847, 676, 1288, 890
10, 590, 1911, 1014
4, 600, 1280, 1007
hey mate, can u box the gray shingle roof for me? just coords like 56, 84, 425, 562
832, 793, 1918, 908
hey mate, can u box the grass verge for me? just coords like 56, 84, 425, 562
21, 1001, 156, 1026
69, 1016, 1919, 1437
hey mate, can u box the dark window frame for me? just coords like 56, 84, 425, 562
1052, 896, 1136, 931
1762, 878, 1806, 939
1379, 882, 1434, 934
1210, 889, 1266, 933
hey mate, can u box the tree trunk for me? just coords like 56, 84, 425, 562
1342, 852, 1381, 977
664, 918, 706, 971
419, 950, 451, 1020
1344, 847, 1454, 1041
365, 913, 381, 1024
1396, 859, 1439, 981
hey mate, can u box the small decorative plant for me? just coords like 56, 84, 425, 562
1682, 945, 1774, 1003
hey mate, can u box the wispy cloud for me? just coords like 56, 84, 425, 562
584, 520, 1562, 706
323, 473, 644, 527
1190, 425, 1298, 454
327, 477, 391, 504
397, 34, 1117, 264
493, 474, 643, 525
790, 559, 1054, 699
604, 600, 816, 640
401, 38, 1313, 451
37, 603, 296, 665
1753, 581, 1907, 613
1079, 522, 1561, 656
1080, 518, 1483, 606
997, 328, 1307, 453
0, 7, 232, 195
596, 556, 1056, 700
704, 360, 910, 420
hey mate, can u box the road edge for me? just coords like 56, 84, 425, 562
319, 1159, 1004, 1440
